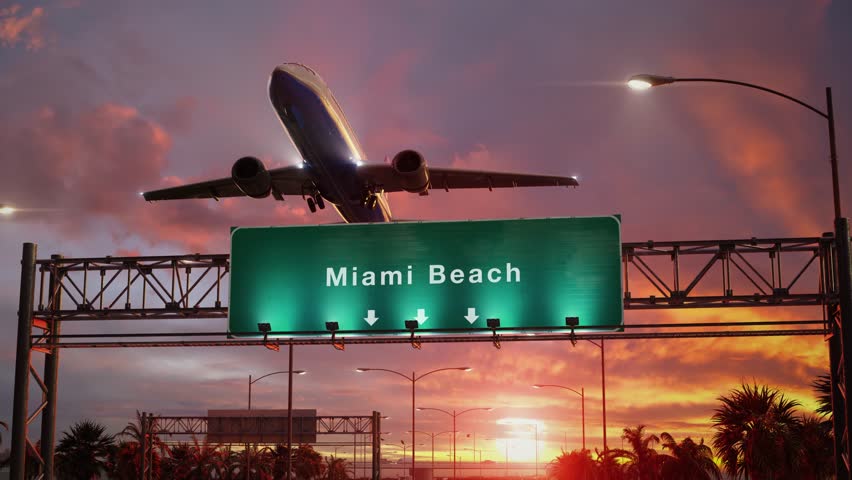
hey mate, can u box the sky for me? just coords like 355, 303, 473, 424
1, 0, 852, 469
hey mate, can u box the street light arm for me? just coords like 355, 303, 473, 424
356, 368, 413, 381
417, 406, 453, 417
414, 367, 470, 382
534, 384, 582, 397
250, 370, 305, 384
456, 407, 493, 417
673, 78, 828, 119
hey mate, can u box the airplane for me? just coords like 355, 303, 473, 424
142, 63, 579, 223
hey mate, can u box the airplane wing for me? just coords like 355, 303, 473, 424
142, 165, 310, 201
358, 165, 579, 193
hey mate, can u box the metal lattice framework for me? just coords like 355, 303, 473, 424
136, 413, 383, 480
28, 236, 835, 323
142, 414, 376, 436
9, 235, 845, 479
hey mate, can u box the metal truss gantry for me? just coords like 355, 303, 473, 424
9, 234, 847, 479
137, 412, 382, 480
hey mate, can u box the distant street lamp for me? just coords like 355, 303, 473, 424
248, 358, 306, 480
532, 384, 585, 451
385, 442, 408, 468
627, 73, 850, 478
408, 430, 454, 472
462, 448, 484, 477
356, 366, 471, 477
417, 406, 492, 480
0, 204, 15, 215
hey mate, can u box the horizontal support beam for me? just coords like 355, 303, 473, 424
147, 415, 374, 435
46, 328, 828, 348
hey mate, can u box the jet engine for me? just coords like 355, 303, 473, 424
231, 156, 272, 198
391, 150, 430, 193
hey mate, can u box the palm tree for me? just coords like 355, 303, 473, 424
227, 444, 273, 480
55, 419, 115, 479
162, 442, 193, 479
658, 433, 720, 480
293, 444, 326, 480
548, 448, 597, 480
112, 411, 163, 479
594, 448, 627, 480
712, 383, 802, 480
812, 373, 832, 420
616, 425, 662, 479
795, 415, 833, 480
325, 455, 350, 480
108, 440, 162, 480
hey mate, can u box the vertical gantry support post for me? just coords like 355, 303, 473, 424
40, 254, 62, 479
372, 411, 382, 480
287, 343, 295, 480
835, 217, 852, 476
11, 243, 37, 480
821, 232, 847, 478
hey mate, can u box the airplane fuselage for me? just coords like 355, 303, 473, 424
268, 64, 391, 222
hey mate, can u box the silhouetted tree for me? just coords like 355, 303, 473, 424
615, 425, 663, 479
812, 373, 832, 420
227, 444, 273, 480
657, 433, 720, 480
160, 437, 227, 480
55, 419, 115, 479
292, 444, 326, 480
548, 448, 597, 480
795, 415, 833, 480
712, 383, 801, 480
110, 411, 163, 479
325, 455, 350, 480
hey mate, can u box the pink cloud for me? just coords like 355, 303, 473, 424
0, 4, 46, 50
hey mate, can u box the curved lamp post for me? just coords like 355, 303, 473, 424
416, 406, 492, 480
628, 72, 849, 478
356, 366, 471, 479
248, 370, 306, 410
247, 368, 306, 480
532, 384, 585, 451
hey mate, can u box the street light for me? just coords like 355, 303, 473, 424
248, 370, 306, 410
0, 204, 15, 216
247, 367, 306, 480
532, 384, 585, 451
356, 366, 471, 478
627, 73, 850, 478
385, 442, 408, 468
417, 406, 492, 480
462, 447, 484, 477
407, 430, 454, 472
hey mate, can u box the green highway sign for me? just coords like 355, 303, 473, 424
229, 216, 623, 336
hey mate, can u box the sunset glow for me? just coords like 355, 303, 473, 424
0, 1, 849, 478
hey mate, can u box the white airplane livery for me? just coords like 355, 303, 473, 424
143, 63, 579, 222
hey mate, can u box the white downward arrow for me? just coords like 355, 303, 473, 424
364, 310, 379, 326
414, 308, 429, 325
464, 307, 479, 324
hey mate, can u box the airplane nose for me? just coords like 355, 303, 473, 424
269, 67, 295, 105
